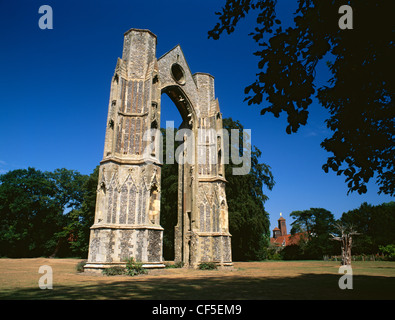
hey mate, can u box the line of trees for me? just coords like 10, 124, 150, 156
0, 167, 97, 258
275, 203, 395, 260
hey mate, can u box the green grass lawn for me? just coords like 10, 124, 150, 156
0, 258, 394, 300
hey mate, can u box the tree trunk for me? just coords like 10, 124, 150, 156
342, 234, 352, 266
49, 238, 63, 258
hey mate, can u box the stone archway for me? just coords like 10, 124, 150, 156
84, 29, 232, 272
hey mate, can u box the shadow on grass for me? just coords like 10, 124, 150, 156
1, 273, 394, 300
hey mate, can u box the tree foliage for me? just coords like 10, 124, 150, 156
209, 0, 394, 196
0, 167, 89, 257
282, 202, 395, 259
340, 202, 395, 254
65, 166, 98, 257
222, 118, 275, 260
289, 208, 337, 259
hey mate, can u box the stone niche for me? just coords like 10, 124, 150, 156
84, 28, 232, 273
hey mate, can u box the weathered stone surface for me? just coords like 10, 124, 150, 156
85, 28, 232, 273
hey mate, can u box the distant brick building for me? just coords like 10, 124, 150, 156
270, 214, 306, 247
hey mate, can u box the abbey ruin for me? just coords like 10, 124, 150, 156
84, 28, 232, 272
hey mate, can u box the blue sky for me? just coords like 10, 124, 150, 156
0, 0, 393, 232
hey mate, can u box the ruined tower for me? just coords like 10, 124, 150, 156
84, 29, 232, 272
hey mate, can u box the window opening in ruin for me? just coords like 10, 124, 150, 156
159, 93, 182, 261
